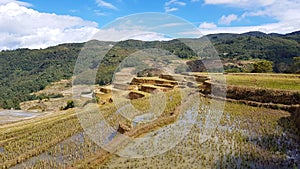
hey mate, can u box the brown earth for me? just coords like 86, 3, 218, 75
203, 80, 300, 105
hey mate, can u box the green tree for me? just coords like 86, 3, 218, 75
292, 56, 300, 73
252, 60, 273, 73
61, 100, 74, 110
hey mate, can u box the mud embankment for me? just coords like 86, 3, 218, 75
289, 106, 300, 129
202, 80, 300, 130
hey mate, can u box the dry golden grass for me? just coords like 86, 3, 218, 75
2, 73, 299, 168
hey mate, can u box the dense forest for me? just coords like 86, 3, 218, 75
0, 31, 300, 109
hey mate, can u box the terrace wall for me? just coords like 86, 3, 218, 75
203, 80, 300, 105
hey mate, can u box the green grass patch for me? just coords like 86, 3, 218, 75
225, 74, 300, 91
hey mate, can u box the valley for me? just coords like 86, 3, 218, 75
0, 31, 300, 168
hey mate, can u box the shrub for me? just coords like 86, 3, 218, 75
252, 60, 273, 73
61, 100, 74, 110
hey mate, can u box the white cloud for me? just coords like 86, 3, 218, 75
92, 29, 173, 42
204, 0, 300, 25
165, 7, 178, 12
164, 0, 186, 12
165, 0, 186, 6
94, 10, 106, 16
196, 21, 300, 35
204, 0, 276, 8
95, 0, 117, 10
69, 9, 79, 13
241, 1, 300, 22
205, 0, 235, 4
0, 2, 99, 50
199, 22, 217, 29
218, 14, 238, 25
127, 32, 172, 41
155, 22, 188, 28
203, 0, 300, 34
0, 0, 31, 7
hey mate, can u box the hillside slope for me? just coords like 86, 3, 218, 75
0, 31, 299, 109
0, 43, 83, 109
207, 31, 300, 72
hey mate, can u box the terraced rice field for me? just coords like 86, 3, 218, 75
1, 97, 299, 168
225, 73, 300, 91
99, 101, 300, 169
0, 73, 299, 168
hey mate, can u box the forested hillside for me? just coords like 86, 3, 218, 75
0, 31, 299, 109
207, 31, 300, 72
0, 43, 83, 109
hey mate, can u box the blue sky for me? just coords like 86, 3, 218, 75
0, 0, 299, 50
21, 0, 277, 27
